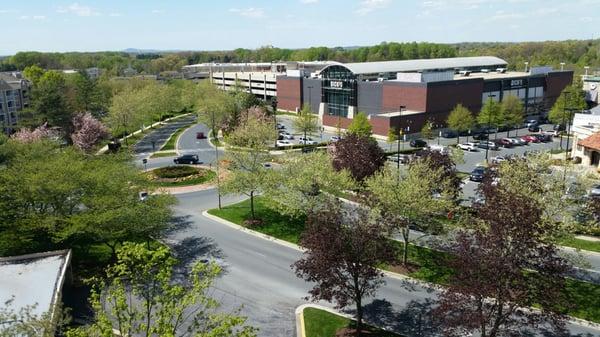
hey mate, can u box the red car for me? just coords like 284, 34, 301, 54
495, 138, 513, 148
520, 135, 539, 143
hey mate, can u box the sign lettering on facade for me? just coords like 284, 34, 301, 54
330, 81, 344, 89
510, 79, 523, 87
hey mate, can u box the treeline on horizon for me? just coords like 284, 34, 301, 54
1, 39, 599, 76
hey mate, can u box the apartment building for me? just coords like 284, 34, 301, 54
0, 72, 30, 133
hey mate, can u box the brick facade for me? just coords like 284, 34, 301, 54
275, 76, 302, 112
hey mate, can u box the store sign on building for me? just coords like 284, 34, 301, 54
330, 81, 344, 89
509, 79, 525, 88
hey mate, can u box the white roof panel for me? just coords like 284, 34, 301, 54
341, 56, 508, 75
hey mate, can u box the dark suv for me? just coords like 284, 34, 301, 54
410, 139, 427, 148
174, 154, 200, 165
470, 166, 486, 182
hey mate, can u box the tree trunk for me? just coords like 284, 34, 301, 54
402, 227, 410, 266
250, 191, 255, 220
105, 242, 117, 261
355, 296, 363, 337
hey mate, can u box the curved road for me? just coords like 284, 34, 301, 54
132, 121, 600, 336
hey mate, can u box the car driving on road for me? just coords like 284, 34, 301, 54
470, 166, 486, 182
174, 154, 200, 165
410, 139, 427, 148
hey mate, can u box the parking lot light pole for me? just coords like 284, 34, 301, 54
485, 94, 496, 164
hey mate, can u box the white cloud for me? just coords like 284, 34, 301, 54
355, 0, 392, 15
20, 15, 46, 20
57, 3, 100, 16
229, 7, 266, 18
489, 10, 524, 21
300, 0, 319, 3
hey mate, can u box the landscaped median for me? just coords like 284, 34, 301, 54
208, 196, 600, 325
148, 165, 216, 188
298, 305, 403, 337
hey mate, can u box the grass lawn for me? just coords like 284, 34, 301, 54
559, 236, 600, 253
150, 151, 177, 158
208, 197, 600, 324
161, 123, 195, 151
207, 196, 305, 244
303, 307, 403, 337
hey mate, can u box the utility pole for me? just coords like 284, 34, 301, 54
211, 110, 222, 209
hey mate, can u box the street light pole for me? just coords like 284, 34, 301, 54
485, 94, 496, 164
211, 110, 222, 209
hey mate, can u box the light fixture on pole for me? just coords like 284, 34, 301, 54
524, 62, 529, 73
485, 94, 496, 164
560, 62, 565, 71
585, 66, 590, 76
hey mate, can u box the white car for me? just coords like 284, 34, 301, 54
330, 136, 342, 142
458, 142, 478, 151
509, 137, 527, 146
491, 156, 506, 164
429, 144, 450, 154
276, 140, 293, 147
298, 137, 318, 145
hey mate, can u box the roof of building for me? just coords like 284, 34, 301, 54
579, 132, 600, 151
591, 105, 600, 115
0, 250, 71, 320
339, 56, 508, 75
0, 80, 12, 91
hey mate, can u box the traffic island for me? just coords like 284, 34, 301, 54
296, 305, 403, 337
148, 165, 216, 188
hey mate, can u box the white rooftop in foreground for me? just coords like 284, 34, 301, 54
0, 250, 71, 318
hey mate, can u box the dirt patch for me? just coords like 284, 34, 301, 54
243, 219, 264, 227
386, 262, 420, 275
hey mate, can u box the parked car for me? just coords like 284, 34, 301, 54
276, 123, 285, 130
541, 130, 558, 137
525, 119, 539, 128
330, 135, 342, 142
532, 134, 552, 142
279, 131, 294, 140
553, 124, 565, 132
477, 141, 499, 150
458, 142, 478, 151
506, 138, 524, 146
528, 125, 541, 132
470, 166, 486, 182
429, 144, 450, 154
441, 130, 457, 138
410, 139, 427, 148
173, 154, 200, 165
472, 132, 489, 141
388, 154, 411, 164
276, 139, 293, 147
491, 156, 506, 164
298, 136, 318, 145
495, 138, 513, 148
520, 135, 539, 143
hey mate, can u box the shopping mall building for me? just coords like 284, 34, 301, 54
185, 56, 573, 136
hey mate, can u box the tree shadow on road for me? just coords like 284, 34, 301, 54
352, 298, 440, 337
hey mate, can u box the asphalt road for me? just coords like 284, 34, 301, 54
169, 189, 600, 337
133, 115, 197, 160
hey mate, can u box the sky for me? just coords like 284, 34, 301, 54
1, 0, 599, 55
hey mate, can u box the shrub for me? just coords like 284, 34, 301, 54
153, 165, 198, 179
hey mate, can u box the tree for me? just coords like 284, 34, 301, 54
22, 65, 45, 86
71, 112, 109, 152
501, 95, 524, 137
293, 104, 319, 145
434, 170, 571, 337
477, 99, 504, 140
293, 201, 398, 336
71, 71, 107, 117
31, 71, 74, 134
0, 299, 68, 337
106, 87, 147, 138
446, 104, 474, 144
220, 116, 276, 221
0, 140, 175, 257
11, 124, 59, 143
366, 161, 454, 265
386, 127, 398, 151
346, 112, 372, 138
66, 243, 256, 337
421, 120, 434, 140
330, 133, 386, 183
548, 85, 587, 125
266, 151, 354, 217
415, 149, 462, 202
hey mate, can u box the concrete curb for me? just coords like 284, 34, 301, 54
562, 245, 600, 258
294, 304, 356, 337
203, 211, 600, 332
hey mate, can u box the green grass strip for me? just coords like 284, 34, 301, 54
303, 307, 403, 337
208, 196, 600, 324
559, 237, 600, 253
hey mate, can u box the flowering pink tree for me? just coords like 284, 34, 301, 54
71, 112, 109, 152
11, 124, 59, 143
